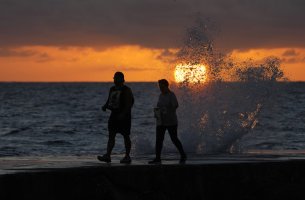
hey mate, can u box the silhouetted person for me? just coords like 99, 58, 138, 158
149, 79, 186, 164
98, 72, 134, 164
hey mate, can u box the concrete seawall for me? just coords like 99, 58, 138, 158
1, 159, 305, 200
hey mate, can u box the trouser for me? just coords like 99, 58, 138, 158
155, 125, 186, 159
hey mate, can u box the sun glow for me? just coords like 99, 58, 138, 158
174, 64, 207, 84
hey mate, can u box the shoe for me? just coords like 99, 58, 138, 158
120, 155, 132, 164
97, 154, 111, 163
179, 154, 187, 164
148, 158, 161, 164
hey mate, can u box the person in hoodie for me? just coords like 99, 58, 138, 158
149, 79, 186, 164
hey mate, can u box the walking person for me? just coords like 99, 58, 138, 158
149, 79, 186, 164
98, 72, 134, 164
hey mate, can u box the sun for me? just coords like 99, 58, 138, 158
174, 64, 207, 84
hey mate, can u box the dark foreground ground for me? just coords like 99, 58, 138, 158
1, 155, 305, 200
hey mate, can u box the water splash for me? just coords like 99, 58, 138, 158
172, 17, 286, 154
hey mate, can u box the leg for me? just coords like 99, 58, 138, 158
155, 126, 166, 159
168, 125, 186, 157
123, 134, 131, 156
106, 130, 116, 156
120, 134, 132, 164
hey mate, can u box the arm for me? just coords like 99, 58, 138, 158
102, 88, 112, 111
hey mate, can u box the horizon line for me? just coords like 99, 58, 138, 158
0, 81, 156, 83
0, 80, 304, 83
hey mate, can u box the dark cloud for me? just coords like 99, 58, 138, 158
156, 49, 177, 63
282, 49, 298, 57
0, 47, 53, 62
93, 65, 158, 72
0, 0, 305, 50
281, 51, 305, 63
158, 49, 176, 57
0, 48, 36, 57
119, 66, 158, 72
36, 53, 53, 62
282, 57, 297, 63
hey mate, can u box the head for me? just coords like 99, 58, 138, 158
113, 71, 125, 86
158, 79, 169, 93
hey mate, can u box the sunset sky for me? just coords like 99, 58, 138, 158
0, 0, 305, 82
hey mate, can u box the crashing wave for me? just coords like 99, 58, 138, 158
173, 17, 286, 154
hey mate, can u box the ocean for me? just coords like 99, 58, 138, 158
0, 82, 304, 158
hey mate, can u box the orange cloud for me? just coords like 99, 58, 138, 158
1, 46, 305, 82
230, 48, 305, 81
0, 46, 176, 82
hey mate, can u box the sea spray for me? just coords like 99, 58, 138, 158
173, 18, 286, 154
